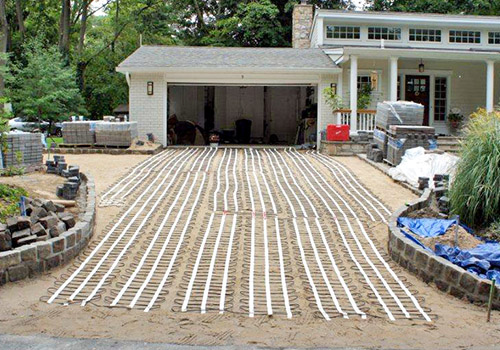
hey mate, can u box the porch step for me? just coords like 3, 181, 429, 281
437, 136, 462, 153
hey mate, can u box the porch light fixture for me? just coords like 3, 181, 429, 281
330, 83, 337, 95
418, 59, 425, 73
147, 81, 154, 95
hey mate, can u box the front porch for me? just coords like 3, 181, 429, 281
323, 46, 499, 136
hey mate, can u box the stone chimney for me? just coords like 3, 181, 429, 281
292, 0, 314, 49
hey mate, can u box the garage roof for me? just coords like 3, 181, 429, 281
117, 45, 338, 72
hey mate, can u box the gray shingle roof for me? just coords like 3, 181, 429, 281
117, 46, 338, 70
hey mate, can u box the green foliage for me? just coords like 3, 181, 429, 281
323, 87, 344, 111
6, 39, 86, 124
449, 109, 500, 229
202, 0, 286, 47
357, 85, 373, 110
0, 184, 28, 223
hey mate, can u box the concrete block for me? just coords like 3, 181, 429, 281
459, 273, 478, 294
444, 263, 462, 284
415, 249, 429, 269
39, 215, 59, 230
41, 200, 57, 213
404, 242, 416, 260
435, 279, 450, 292
17, 235, 38, 247
11, 228, 31, 246
33, 241, 52, 260
52, 237, 65, 253
31, 223, 47, 237
58, 213, 75, 229
428, 257, 445, 276
16, 216, 31, 230
0, 232, 12, 251
8, 264, 29, 282
62, 230, 75, 248
18, 244, 37, 262
46, 254, 62, 269
0, 250, 21, 269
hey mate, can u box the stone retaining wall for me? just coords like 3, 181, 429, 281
388, 189, 500, 309
320, 140, 370, 156
0, 173, 95, 285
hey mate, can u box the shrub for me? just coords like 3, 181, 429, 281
0, 184, 28, 223
449, 109, 500, 228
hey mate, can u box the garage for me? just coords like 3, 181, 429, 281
167, 84, 317, 145
116, 46, 340, 147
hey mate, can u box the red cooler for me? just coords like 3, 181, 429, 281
326, 124, 350, 141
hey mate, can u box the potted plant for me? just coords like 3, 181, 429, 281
447, 112, 464, 129
323, 87, 344, 112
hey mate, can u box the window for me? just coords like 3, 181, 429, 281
357, 76, 372, 91
489, 32, 500, 44
409, 29, 442, 42
326, 25, 360, 39
434, 77, 447, 121
449, 30, 481, 44
368, 27, 401, 40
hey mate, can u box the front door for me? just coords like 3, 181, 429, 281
405, 75, 430, 126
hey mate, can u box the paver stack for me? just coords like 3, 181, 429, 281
62, 121, 138, 147
62, 121, 98, 144
2, 132, 43, 170
368, 101, 436, 165
95, 122, 138, 147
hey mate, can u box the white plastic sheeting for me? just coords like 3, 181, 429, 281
388, 147, 459, 189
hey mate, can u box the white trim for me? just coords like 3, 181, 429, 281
398, 69, 453, 77
316, 11, 500, 28
350, 55, 358, 133
117, 66, 341, 74
163, 82, 168, 146
486, 60, 495, 112
162, 72, 324, 85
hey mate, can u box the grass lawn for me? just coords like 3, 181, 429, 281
46, 137, 63, 149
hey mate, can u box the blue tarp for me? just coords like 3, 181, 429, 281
397, 217, 500, 282
435, 243, 500, 281
397, 217, 457, 238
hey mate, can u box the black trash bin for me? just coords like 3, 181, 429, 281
235, 119, 252, 144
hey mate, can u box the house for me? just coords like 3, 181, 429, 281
117, 1, 500, 147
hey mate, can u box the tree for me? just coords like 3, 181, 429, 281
6, 39, 85, 128
203, 0, 286, 47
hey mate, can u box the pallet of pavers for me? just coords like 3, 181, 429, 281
95, 122, 138, 147
62, 121, 99, 145
386, 131, 438, 166
375, 101, 424, 130
2, 132, 43, 169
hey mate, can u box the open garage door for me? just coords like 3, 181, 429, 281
167, 84, 317, 146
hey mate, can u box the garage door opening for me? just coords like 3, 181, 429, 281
167, 85, 317, 146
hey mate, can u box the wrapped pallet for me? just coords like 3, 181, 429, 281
95, 122, 138, 147
375, 101, 424, 130
1, 132, 43, 170
62, 121, 99, 144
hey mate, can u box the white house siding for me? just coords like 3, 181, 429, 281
129, 73, 166, 145
318, 74, 338, 138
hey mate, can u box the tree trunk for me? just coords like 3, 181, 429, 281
0, 0, 9, 104
77, 0, 90, 91
112, 0, 119, 52
15, 0, 26, 42
59, 0, 71, 58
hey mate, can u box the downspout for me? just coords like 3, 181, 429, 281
125, 72, 130, 86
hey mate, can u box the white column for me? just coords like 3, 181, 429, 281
389, 57, 399, 102
486, 60, 495, 112
350, 55, 358, 133
163, 81, 168, 146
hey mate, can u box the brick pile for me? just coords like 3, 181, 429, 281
2, 132, 43, 169
0, 198, 75, 252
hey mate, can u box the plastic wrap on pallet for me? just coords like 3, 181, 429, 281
375, 101, 424, 130
95, 122, 138, 147
388, 147, 459, 188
